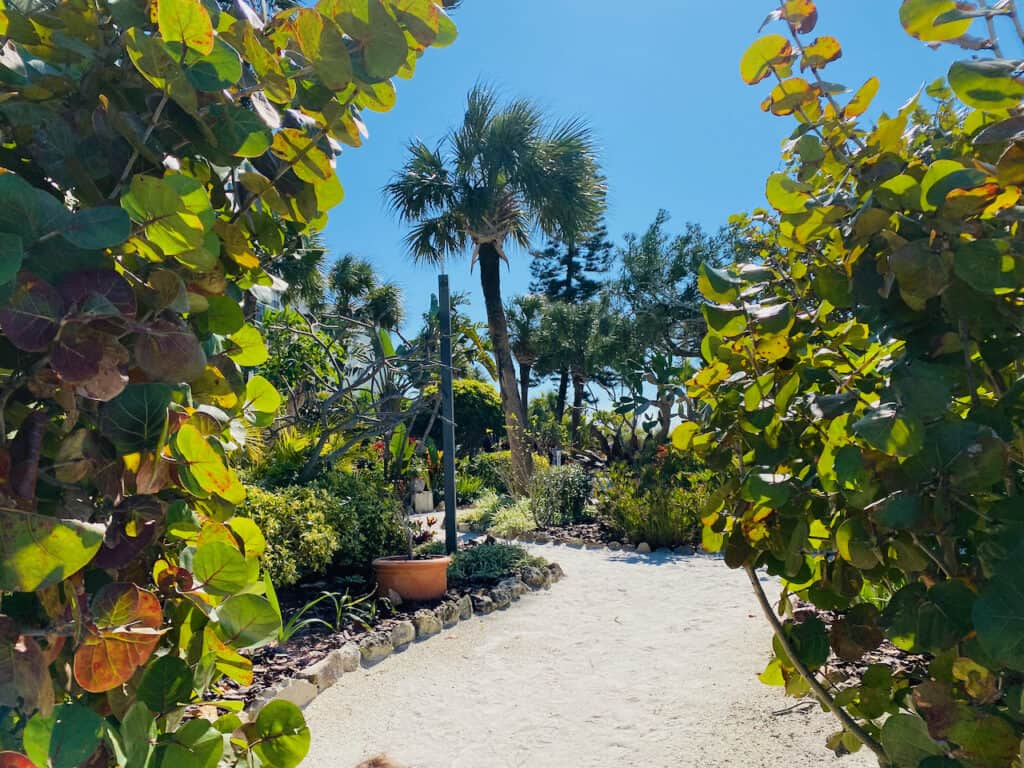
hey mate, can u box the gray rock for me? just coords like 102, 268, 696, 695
471, 593, 495, 614
548, 563, 565, 582
267, 678, 317, 710
655, 546, 672, 554
621, 542, 636, 552
338, 643, 361, 673
298, 650, 344, 693
520, 565, 546, 590
636, 542, 652, 554
584, 541, 604, 550
457, 522, 470, 533
565, 538, 585, 549
532, 533, 551, 544
497, 578, 521, 600
456, 594, 473, 620
435, 600, 460, 628
413, 608, 443, 639
541, 568, 553, 590
675, 544, 696, 556
359, 632, 394, 664
607, 541, 623, 551
517, 531, 535, 543
489, 586, 513, 609
386, 588, 403, 607
390, 620, 415, 649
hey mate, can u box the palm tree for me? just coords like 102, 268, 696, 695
506, 294, 545, 416
385, 85, 605, 491
328, 254, 404, 331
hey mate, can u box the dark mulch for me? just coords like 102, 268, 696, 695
534, 519, 623, 545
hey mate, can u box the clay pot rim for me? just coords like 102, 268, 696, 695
373, 555, 451, 569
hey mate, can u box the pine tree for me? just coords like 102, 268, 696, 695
528, 225, 613, 418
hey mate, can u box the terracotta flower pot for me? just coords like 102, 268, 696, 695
373, 555, 451, 602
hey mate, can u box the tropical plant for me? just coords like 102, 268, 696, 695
278, 588, 377, 642
385, 84, 606, 493
328, 253, 405, 331
529, 464, 592, 527
530, 225, 615, 419
470, 450, 550, 497
487, 498, 536, 538
412, 290, 496, 380
506, 293, 546, 414
676, 2, 1024, 764
455, 472, 487, 504
0, 0, 454, 763
447, 543, 547, 584
416, 378, 505, 455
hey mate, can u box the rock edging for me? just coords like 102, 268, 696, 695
247, 562, 565, 715
512, 531, 697, 557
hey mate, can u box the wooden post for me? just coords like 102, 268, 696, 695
439, 274, 458, 554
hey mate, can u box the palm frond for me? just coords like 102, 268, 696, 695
403, 212, 466, 265
384, 140, 455, 223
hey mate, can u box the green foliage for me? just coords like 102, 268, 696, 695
470, 450, 550, 496
419, 378, 505, 455
0, 0, 453, 760
487, 498, 537, 538
447, 543, 547, 583
455, 472, 488, 504
239, 486, 340, 587
529, 464, 592, 527
597, 460, 708, 548
682, 2, 1024, 763
316, 469, 407, 568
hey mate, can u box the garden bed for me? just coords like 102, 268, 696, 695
205, 544, 564, 711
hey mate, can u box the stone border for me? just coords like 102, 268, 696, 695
509, 531, 697, 557
246, 561, 566, 714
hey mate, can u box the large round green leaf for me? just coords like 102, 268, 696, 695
0, 508, 103, 593
955, 239, 1021, 294
765, 172, 810, 214
899, 0, 973, 42
156, 0, 214, 54
215, 594, 280, 649
206, 104, 272, 159
62, 207, 132, 250
193, 541, 249, 596
155, 719, 222, 768
326, 0, 409, 81
740, 34, 792, 85
99, 383, 173, 455
881, 714, 944, 767
250, 701, 310, 768
171, 425, 245, 504
138, 655, 194, 714
974, 541, 1024, 670
23, 704, 103, 768
949, 59, 1024, 111
853, 406, 924, 458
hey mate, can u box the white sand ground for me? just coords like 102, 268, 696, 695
303, 545, 877, 768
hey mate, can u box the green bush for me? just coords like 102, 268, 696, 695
471, 450, 550, 495
240, 486, 341, 588
316, 469, 407, 569
597, 462, 710, 549
530, 464, 592, 527
417, 379, 505, 455
455, 473, 488, 504
488, 499, 537, 538
448, 543, 548, 583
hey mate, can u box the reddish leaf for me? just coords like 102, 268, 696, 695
134, 319, 207, 383
52, 323, 105, 384
59, 270, 137, 319
0, 618, 55, 716
0, 753, 34, 768
75, 335, 130, 402
90, 501, 160, 569
73, 583, 163, 693
0, 273, 63, 352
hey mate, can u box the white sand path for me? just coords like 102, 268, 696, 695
303, 545, 877, 768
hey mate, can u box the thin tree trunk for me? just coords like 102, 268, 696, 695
570, 373, 585, 449
555, 368, 569, 422
478, 242, 533, 492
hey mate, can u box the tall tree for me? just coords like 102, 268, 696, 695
328, 254, 405, 331
530, 226, 613, 418
506, 294, 545, 414
385, 85, 605, 491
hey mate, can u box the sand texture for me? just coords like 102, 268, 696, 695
303, 545, 878, 768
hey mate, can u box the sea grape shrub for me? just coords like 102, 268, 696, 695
675, 1, 1024, 766
0, 0, 455, 765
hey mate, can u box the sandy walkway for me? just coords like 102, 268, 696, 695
303, 545, 876, 768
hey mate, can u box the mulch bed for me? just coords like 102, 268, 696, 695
533, 519, 624, 545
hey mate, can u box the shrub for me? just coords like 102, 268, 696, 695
448, 543, 548, 583
596, 463, 710, 548
316, 469, 407, 569
471, 450, 550, 496
240, 486, 341, 588
455, 473, 488, 504
417, 379, 505, 455
488, 499, 537, 538
530, 464, 592, 527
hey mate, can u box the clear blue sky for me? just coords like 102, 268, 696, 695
322, 0, 961, 329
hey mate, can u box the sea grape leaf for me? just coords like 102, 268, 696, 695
135, 319, 207, 383
973, 541, 1024, 670
740, 34, 792, 85
193, 540, 249, 595
125, 28, 198, 114
154, 718, 222, 768
137, 655, 194, 714
270, 128, 334, 184
61, 207, 132, 250
179, 37, 243, 91
899, 0, 973, 42
171, 424, 245, 504
23, 704, 103, 768
204, 294, 245, 334
156, 0, 215, 54
227, 323, 269, 366
0, 626, 54, 716
59, 269, 137, 318
853, 406, 923, 458
881, 713, 944, 767
215, 594, 280, 649
244, 375, 281, 415
294, 9, 353, 91
0, 234, 23, 286
0, 508, 104, 592
247, 701, 310, 768
0, 273, 63, 351
73, 584, 164, 693
206, 104, 272, 158
324, 0, 408, 81
99, 383, 172, 454
948, 59, 1024, 111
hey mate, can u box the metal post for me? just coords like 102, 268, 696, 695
439, 274, 458, 554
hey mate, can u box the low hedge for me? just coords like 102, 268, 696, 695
470, 450, 549, 495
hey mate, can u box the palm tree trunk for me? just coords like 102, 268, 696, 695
570, 373, 585, 449
555, 368, 569, 421
519, 362, 532, 419
478, 242, 533, 492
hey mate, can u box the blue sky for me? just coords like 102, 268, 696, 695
322, 0, 962, 330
